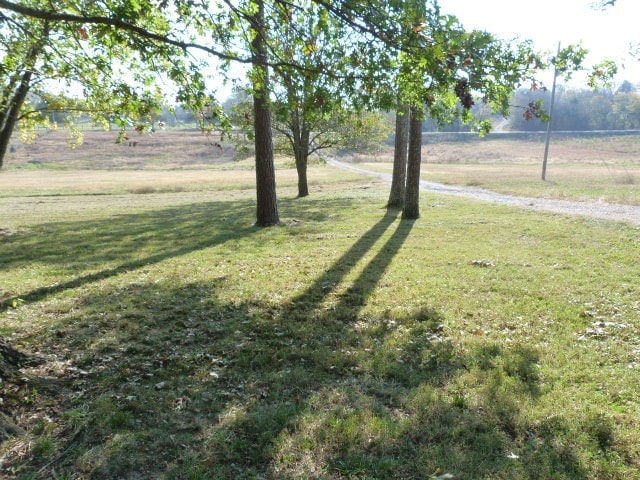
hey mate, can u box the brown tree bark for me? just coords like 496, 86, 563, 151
402, 106, 423, 220
0, 70, 33, 169
292, 113, 311, 197
251, 0, 279, 226
387, 104, 410, 209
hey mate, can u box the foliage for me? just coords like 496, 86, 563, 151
1, 0, 616, 226
0, 0, 229, 168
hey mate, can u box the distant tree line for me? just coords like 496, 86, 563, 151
420, 81, 640, 133
508, 81, 640, 131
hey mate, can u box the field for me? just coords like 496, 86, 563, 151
1, 130, 639, 479
5, 129, 640, 205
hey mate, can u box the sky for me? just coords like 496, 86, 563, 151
438, 0, 640, 88
189, 0, 640, 101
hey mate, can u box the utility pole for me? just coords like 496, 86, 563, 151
542, 42, 560, 181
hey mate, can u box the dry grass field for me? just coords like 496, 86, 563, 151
4, 128, 640, 206
6, 128, 640, 170
351, 133, 640, 205
5, 128, 238, 169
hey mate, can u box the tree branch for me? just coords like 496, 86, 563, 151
0, 0, 326, 74
0, 0, 251, 64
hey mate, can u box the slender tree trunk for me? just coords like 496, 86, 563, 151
295, 150, 309, 198
0, 27, 48, 170
387, 104, 410, 209
402, 106, 423, 220
251, 0, 279, 226
296, 126, 310, 197
0, 69, 36, 170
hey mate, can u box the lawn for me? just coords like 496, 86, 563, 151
1, 155, 639, 479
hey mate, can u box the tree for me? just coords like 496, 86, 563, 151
268, 0, 348, 197
387, 104, 409, 209
0, 1, 228, 169
385, 0, 615, 218
0, 0, 283, 224
249, 0, 279, 225
390, 1, 540, 219
267, 0, 396, 197
611, 91, 640, 129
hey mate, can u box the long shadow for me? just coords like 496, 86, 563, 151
286, 209, 401, 307
0, 200, 256, 270
3, 207, 598, 479
332, 217, 415, 317
0, 200, 257, 313
0, 196, 356, 313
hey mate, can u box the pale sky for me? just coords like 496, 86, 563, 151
439, 0, 640, 88
211, 0, 640, 100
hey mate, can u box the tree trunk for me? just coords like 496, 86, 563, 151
295, 151, 309, 198
387, 104, 410, 209
0, 71, 33, 169
295, 125, 310, 198
402, 106, 423, 220
251, 0, 279, 226
0, 27, 47, 170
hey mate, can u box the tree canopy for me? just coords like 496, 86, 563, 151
0, 0, 616, 224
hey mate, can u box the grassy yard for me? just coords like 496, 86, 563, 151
1, 160, 639, 479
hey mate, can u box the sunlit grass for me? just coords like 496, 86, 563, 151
0, 162, 366, 199
1, 167, 639, 479
357, 161, 640, 205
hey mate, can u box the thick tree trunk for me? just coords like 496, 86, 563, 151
402, 106, 423, 220
296, 150, 309, 198
387, 104, 410, 209
0, 71, 33, 169
251, 0, 279, 226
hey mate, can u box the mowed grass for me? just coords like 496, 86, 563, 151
1, 163, 639, 479
0, 157, 362, 199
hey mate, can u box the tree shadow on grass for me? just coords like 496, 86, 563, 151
2, 209, 597, 479
0, 196, 354, 314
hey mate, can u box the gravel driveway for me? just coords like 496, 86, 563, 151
328, 159, 640, 226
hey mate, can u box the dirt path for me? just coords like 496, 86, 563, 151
328, 159, 640, 226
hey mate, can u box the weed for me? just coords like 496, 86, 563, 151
584, 413, 616, 450
32, 435, 58, 459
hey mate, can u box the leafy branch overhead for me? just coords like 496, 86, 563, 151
0, 0, 620, 225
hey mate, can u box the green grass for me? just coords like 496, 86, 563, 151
1, 167, 639, 479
